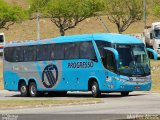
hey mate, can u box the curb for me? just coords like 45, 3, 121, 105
0, 100, 102, 110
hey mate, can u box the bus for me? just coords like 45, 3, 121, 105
3, 33, 157, 98
0, 33, 5, 56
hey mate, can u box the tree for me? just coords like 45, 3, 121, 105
105, 0, 143, 33
0, 0, 28, 30
153, 2, 160, 18
43, 0, 103, 36
28, 0, 50, 18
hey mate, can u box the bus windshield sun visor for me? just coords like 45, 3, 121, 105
146, 48, 158, 60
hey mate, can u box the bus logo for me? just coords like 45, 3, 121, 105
42, 64, 58, 88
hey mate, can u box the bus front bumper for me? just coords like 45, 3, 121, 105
104, 81, 152, 92
117, 82, 151, 91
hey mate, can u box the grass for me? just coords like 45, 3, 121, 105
0, 60, 160, 91
150, 60, 160, 91
0, 99, 101, 109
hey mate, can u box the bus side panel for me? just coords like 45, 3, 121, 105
3, 60, 63, 91
28, 60, 64, 91
57, 60, 91, 91
53, 59, 105, 91
4, 58, 107, 92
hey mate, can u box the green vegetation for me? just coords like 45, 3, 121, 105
0, 99, 101, 108
29, 0, 103, 36
104, 0, 143, 33
28, 0, 49, 13
0, 0, 28, 30
150, 60, 160, 91
153, 1, 160, 18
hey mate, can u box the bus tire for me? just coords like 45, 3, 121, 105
121, 91, 129, 96
29, 82, 39, 97
91, 81, 101, 98
19, 82, 29, 97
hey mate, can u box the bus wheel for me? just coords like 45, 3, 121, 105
121, 91, 129, 96
29, 82, 39, 97
19, 82, 29, 97
91, 81, 101, 98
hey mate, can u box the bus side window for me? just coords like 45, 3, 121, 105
95, 40, 111, 58
50, 44, 64, 60
15, 47, 24, 62
36, 45, 50, 61
80, 41, 96, 59
103, 51, 116, 73
4, 47, 14, 62
65, 43, 79, 59
24, 46, 36, 62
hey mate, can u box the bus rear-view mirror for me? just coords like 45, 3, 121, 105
146, 48, 158, 60
104, 47, 119, 62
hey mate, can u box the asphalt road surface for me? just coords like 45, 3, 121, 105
0, 91, 160, 115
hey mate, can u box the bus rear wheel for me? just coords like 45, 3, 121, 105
91, 81, 101, 98
121, 91, 129, 96
19, 82, 29, 97
29, 82, 39, 97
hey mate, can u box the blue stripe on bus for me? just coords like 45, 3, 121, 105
35, 62, 42, 77
5, 33, 143, 47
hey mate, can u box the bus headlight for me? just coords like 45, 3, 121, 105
119, 78, 129, 83
146, 75, 151, 81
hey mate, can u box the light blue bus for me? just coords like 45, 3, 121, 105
3, 33, 157, 97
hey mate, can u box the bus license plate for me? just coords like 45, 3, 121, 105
134, 86, 140, 89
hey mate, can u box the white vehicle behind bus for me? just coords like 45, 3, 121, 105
145, 22, 160, 58
0, 33, 5, 56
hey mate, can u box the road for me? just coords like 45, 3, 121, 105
0, 91, 160, 115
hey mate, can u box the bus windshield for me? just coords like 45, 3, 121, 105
154, 29, 160, 39
116, 44, 150, 77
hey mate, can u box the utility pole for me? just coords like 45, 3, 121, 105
98, 16, 110, 33
37, 13, 40, 40
144, 0, 146, 29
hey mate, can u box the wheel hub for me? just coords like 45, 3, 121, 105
31, 85, 36, 95
92, 85, 96, 94
21, 86, 26, 93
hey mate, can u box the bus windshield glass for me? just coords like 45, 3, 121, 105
116, 44, 150, 77
154, 29, 160, 39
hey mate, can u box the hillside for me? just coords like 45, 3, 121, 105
5, 0, 28, 8
0, 16, 159, 42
